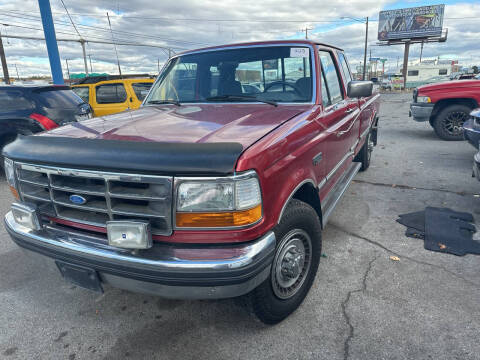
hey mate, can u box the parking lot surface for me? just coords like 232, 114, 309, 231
1, 92, 479, 360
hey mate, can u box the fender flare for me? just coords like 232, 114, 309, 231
277, 178, 318, 224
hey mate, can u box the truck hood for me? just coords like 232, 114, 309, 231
42, 104, 310, 149
418, 79, 480, 92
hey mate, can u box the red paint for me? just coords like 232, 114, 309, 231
416, 80, 480, 105
29, 113, 59, 131
42, 40, 380, 244
41, 104, 308, 149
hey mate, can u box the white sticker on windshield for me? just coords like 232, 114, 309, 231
290, 48, 309, 58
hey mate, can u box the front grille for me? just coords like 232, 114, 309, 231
15, 163, 173, 236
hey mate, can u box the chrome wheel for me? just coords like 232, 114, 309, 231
272, 229, 312, 299
444, 111, 468, 136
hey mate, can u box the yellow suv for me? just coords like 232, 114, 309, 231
72, 75, 155, 117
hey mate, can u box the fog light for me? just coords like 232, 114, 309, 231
11, 203, 42, 231
106, 221, 152, 249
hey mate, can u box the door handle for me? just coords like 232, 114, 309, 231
345, 108, 355, 114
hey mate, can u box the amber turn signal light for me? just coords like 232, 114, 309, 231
9, 186, 19, 200
176, 204, 262, 228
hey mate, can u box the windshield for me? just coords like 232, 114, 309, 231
145, 46, 313, 104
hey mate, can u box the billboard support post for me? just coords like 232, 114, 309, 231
402, 41, 410, 90
419, 41, 424, 63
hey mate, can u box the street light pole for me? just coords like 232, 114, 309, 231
341, 16, 368, 81
363, 17, 368, 81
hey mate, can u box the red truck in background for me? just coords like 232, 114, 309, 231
3, 40, 380, 324
410, 79, 480, 140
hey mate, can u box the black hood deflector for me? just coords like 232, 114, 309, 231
3, 135, 244, 175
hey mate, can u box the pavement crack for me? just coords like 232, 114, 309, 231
331, 224, 480, 289
352, 179, 477, 196
341, 255, 378, 360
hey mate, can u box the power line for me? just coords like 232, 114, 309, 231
4, 9, 480, 22
0, 21, 158, 46
59, 0, 82, 39
0, 10, 211, 47
107, 12, 122, 76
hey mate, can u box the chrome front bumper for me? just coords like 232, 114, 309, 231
410, 103, 434, 122
4, 211, 275, 299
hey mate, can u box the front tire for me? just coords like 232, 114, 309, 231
432, 104, 471, 141
251, 199, 322, 324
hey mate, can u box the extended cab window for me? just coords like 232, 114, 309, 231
338, 52, 353, 86
131, 82, 153, 101
318, 51, 343, 104
96, 84, 127, 104
145, 46, 313, 104
72, 86, 89, 103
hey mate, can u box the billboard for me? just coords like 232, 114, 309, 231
378, 5, 445, 41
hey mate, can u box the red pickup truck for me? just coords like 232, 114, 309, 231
410, 79, 480, 140
3, 40, 379, 324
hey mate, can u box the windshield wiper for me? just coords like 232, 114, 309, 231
206, 95, 277, 107
146, 99, 181, 106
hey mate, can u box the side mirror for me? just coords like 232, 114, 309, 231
347, 81, 373, 98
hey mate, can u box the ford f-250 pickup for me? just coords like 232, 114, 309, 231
3, 40, 379, 324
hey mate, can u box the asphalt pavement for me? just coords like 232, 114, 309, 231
0, 92, 479, 360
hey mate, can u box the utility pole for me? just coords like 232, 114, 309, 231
14, 64, 19, 80
0, 30, 10, 84
362, 17, 368, 80
65, 59, 70, 82
80, 39, 88, 75
157, 58, 160, 72
38, 0, 64, 84
88, 54, 93, 73
302, 27, 314, 39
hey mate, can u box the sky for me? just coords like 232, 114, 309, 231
0, 0, 479, 77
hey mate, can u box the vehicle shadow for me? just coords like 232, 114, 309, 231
393, 127, 448, 141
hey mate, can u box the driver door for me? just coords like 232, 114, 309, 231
316, 50, 360, 194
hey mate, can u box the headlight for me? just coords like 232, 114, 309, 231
176, 171, 262, 228
417, 96, 431, 103
4, 158, 19, 199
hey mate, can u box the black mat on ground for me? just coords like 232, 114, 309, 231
396, 207, 480, 256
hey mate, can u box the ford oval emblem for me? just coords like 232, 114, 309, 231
69, 194, 87, 205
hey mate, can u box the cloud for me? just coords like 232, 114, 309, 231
0, 0, 478, 77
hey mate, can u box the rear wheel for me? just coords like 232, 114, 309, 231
433, 104, 471, 140
356, 131, 374, 171
250, 199, 321, 324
